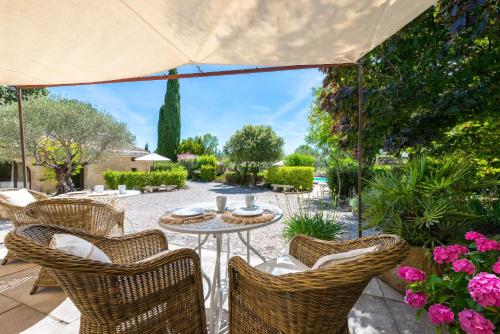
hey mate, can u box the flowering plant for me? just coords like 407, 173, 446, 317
399, 231, 499, 334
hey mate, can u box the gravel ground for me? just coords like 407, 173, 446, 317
121, 181, 368, 259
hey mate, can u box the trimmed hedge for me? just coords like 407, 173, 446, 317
267, 166, 314, 191
200, 165, 217, 181
284, 153, 315, 167
103, 169, 187, 190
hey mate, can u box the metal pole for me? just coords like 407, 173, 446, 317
357, 61, 364, 238
16, 87, 28, 188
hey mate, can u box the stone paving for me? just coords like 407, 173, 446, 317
0, 182, 435, 333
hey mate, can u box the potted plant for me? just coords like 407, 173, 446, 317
398, 231, 499, 334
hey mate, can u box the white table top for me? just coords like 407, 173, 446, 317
158, 201, 282, 235
57, 189, 141, 198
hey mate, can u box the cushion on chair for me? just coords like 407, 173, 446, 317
311, 245, 379, 270
255, 255, 310, 275
136, 249, 171, 263
0, 188, 36, 207
49, 234, 111, 263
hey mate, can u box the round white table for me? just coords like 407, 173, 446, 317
158, 201, 282, 334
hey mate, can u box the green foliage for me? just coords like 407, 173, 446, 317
201, 133, 219, 155
224, 125, 284, 165
144, 142, 150, 152
280, 194, 342, 241
197, 154, 218, 168
267, 167, 314, 191
326, 158, 360, 198
0, 86, 48, 106
284, 153, 315, 167
150, 161, 186, 172
294, 144, 319, 157
200, 165, 217, 181
177, 136, 205, 155
157, 68, 181, 160
177, 133, 219, 156
103, 169, 187, 190
363, 155, 497, 248
0, 96, 134, 193
309, 1, 499, 163
177, 153, 198, 179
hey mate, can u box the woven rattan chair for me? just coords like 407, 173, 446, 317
0, 188, 48, 265
6, 224, 207, 334
228, 234, 409, 334
24, 198, 125, 294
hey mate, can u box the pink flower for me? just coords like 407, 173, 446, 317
452, 259, 476, 275
467, 272, 500, 307
404, 290, 427, 308
433, 244, 469, 264
475, 238, 500, 252
396, 266, 426, 282
492, 257, 500, 275
427, 304, 454, 325
458, 309, 495, 334
465, 231, 485, 241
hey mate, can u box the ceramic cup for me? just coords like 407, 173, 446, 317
216, 196, 227, 213
245, 195, 255, 208
94, 185, 104, 193
118, 184, 126, 195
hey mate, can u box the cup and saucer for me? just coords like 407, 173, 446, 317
232, 195, 263, 217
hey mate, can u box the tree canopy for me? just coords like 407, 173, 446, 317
177, 133, 219, 156
0, 86, 48, 106
308, 0, 499, 173
157, 68, 181, 160
0, 97, 134, 193
224, 125, 284, 165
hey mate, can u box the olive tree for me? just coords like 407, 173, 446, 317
0, 97, 134, 194
223, 125, 284, 184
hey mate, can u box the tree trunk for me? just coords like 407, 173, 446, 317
54, 167, 75, 194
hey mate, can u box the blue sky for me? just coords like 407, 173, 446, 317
50, 65, 322, 154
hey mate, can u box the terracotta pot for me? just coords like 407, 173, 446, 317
380, 246, 438, 294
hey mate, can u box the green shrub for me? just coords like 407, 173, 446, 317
363, 155, 496, 249
150, 161, 186, 172
326, 158, 359, 197
102, 169, 187, 190
284, 153, 315, 167
197, 154, 218, 168
267, 166, 314, 191
281, 194, 342, 241
200, 165, 217, 181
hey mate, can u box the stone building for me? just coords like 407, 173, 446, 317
0, 147, 150, 193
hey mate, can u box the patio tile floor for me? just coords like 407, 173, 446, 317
0, 227, 434, 334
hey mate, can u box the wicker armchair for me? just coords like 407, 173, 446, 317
5, 224, 207, 334
0, 188, 49, 265
228, 234, 409, 334
23, 198, 125, 294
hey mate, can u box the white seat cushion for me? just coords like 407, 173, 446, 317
0, 188, 36, 207
49, 234, 111, 263
311, 245, 378, 270
255, 255, 310, 275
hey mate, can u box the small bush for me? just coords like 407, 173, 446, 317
197, 154, 218, 168
284, 153, 315, 167
150, 161, 186, 172
266, 166, 314, 191
280, 193, 342, 241
200, 165, 217, 181
103, 169, 187, 190
177, 154, 198, 179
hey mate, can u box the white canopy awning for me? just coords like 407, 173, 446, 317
135, 153, 171, 161
0, 0, 435, 86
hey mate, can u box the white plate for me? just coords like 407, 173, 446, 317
232, 207, 264, 217
172, 208, 205, 217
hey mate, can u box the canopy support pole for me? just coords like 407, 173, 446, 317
357, 61, 364, 238
16, 87, 28, 188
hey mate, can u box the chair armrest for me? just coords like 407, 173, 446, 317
97, 229, 168, 264
289, 234, 341, 267
30, 190, 49, 201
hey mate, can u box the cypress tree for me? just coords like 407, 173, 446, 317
157, 68, 181, 160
